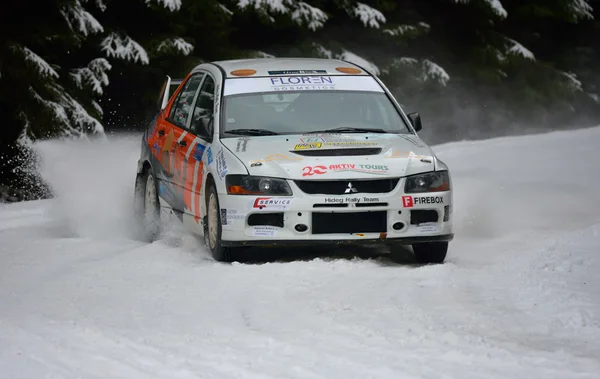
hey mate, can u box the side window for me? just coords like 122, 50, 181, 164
189, 75, 215, 136
168, 74, 204, 127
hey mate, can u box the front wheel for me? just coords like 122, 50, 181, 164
204, 183, 236, 262
412, 242, 448, 264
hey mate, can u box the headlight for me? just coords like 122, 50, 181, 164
226, 175, 292, 196
404, 171, 450, 193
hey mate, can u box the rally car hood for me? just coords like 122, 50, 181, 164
221, 133, 437, 180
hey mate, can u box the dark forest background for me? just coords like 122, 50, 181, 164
1, 0, 599, 201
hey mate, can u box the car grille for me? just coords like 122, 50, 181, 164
294, 178, 399, 195
312, 211, 387, 234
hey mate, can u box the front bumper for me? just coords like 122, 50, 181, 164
218, 179, 453, 245
221, 234, 453, 247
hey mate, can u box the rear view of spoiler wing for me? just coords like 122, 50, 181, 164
158, 76, 184, 110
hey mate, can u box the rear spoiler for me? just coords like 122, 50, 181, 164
158, 76, 184, 110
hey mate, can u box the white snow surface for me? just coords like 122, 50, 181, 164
2, 127, 600, 378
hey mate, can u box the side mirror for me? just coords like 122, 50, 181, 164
407, 112, 422, 132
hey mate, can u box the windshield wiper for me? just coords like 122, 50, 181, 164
226, 128, 280, 136
305, 127, 389, 134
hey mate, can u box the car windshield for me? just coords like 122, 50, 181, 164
222, 90, 411, 135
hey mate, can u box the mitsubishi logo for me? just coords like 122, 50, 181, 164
344, 182, 358, 194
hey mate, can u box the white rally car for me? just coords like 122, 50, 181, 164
134, 58, 453, 263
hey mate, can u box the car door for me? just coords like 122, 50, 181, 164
160, 73, 205, 214
177, 73, 216, 224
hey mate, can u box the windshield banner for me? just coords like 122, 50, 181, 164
223, 75, 385, 96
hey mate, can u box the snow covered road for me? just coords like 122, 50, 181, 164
1, 128, 600, 378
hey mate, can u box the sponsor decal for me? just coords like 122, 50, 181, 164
416, 222, 440, 233
221, 209, 246, 228
157, 182, 177, 206
251, 225, 280, 237
414, 196, 444, 205
216, 149, 228, 179
193, 144, 206, 161
236, 137, 249, 152
402, 196, 444, 208
323, 141, 378, 147
268, 70, 327, 75
206, 147, 213, 165
299, 136, 326, 143
297, 135, 377, 147
302, 164, 389, 176
250, 154, 302, 165
151, 142, 160, 156
444, 205, 451, 222
302, 133, 341, 137
224, 76, 385, 96
269, 76, 335, 91
252, 197, 294, 210
384, 149, 428, 159
220, 209, 227, 225
324, 196, 380, 204
213, 83, 221, 114
147, 121, 158, 142
301, 165, 327, 176
294, 142, 322, 150
270, 76, 333, 85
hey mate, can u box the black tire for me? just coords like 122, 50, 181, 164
134, 168, 162, 242
204, 182, 236, 262
412, 242, 448, 264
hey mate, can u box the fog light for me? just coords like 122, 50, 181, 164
295, 224, 308, 232
392, 222, 405, 231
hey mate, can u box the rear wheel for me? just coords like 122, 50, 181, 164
134, 169, 162, 242
412, 242, 448, 264
204, 183, 236, 262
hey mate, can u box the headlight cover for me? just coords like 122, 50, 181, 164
404, 171, 450, 193
226, 175, 292, 196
